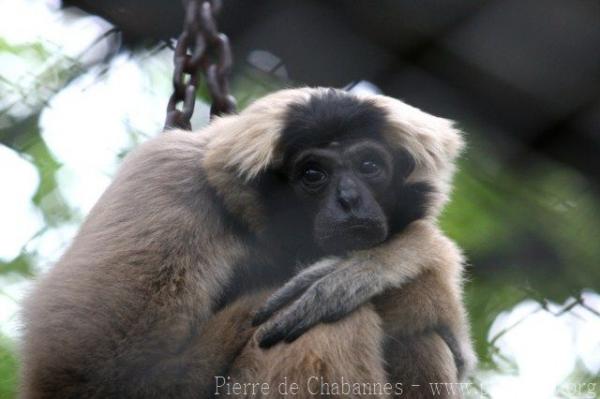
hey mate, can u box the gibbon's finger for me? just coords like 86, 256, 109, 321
283, 318, 314, 343
258, 319, 289, 348
252, 288, 302, 327
252, 260, 337, 326
259, 313, 317, 348
258, 281, 326, 348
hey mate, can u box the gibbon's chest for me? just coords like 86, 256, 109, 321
213, 252, 300, 311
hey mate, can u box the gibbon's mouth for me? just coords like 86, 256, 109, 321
317, 219, 388, 254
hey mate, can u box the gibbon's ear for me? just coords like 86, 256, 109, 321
201, 88, 314, 231
368, 94, 465, 217
369, 95, 465, 176
202, 88, 314, 182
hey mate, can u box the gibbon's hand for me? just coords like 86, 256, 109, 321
253, 256, 386, 348
252, 258, 339, 327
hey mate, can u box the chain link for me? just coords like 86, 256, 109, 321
164, 0, 236, 131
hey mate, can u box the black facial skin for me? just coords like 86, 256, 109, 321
286, 138, 393, 254
258, 137, 429, 260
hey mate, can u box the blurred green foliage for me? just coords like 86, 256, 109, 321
0, 338, 17, 399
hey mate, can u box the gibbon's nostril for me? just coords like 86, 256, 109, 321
337, 176, 361, 211
338, 188, 361, 211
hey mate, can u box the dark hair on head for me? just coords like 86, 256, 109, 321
279, 89, 388, 159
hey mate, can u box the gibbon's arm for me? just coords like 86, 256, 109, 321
373, 264, 477, 381
20, 133, 256, 399
253, 220, 457, 347
93, 297, 262, 399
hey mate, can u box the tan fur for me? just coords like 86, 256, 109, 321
20, 131, 252, 398
202, 89, 312, 231
20, 87, 474, 399
228, 304, 388, 398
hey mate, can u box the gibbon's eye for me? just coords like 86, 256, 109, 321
301, 167, 327, 187
358, 159, 382, 176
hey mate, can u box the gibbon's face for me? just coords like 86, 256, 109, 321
285, 138, 393, 253
258, 90, 429, 256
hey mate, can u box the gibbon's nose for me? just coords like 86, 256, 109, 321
337, 176, 361, 211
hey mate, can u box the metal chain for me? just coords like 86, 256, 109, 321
164, 0, 236, 131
